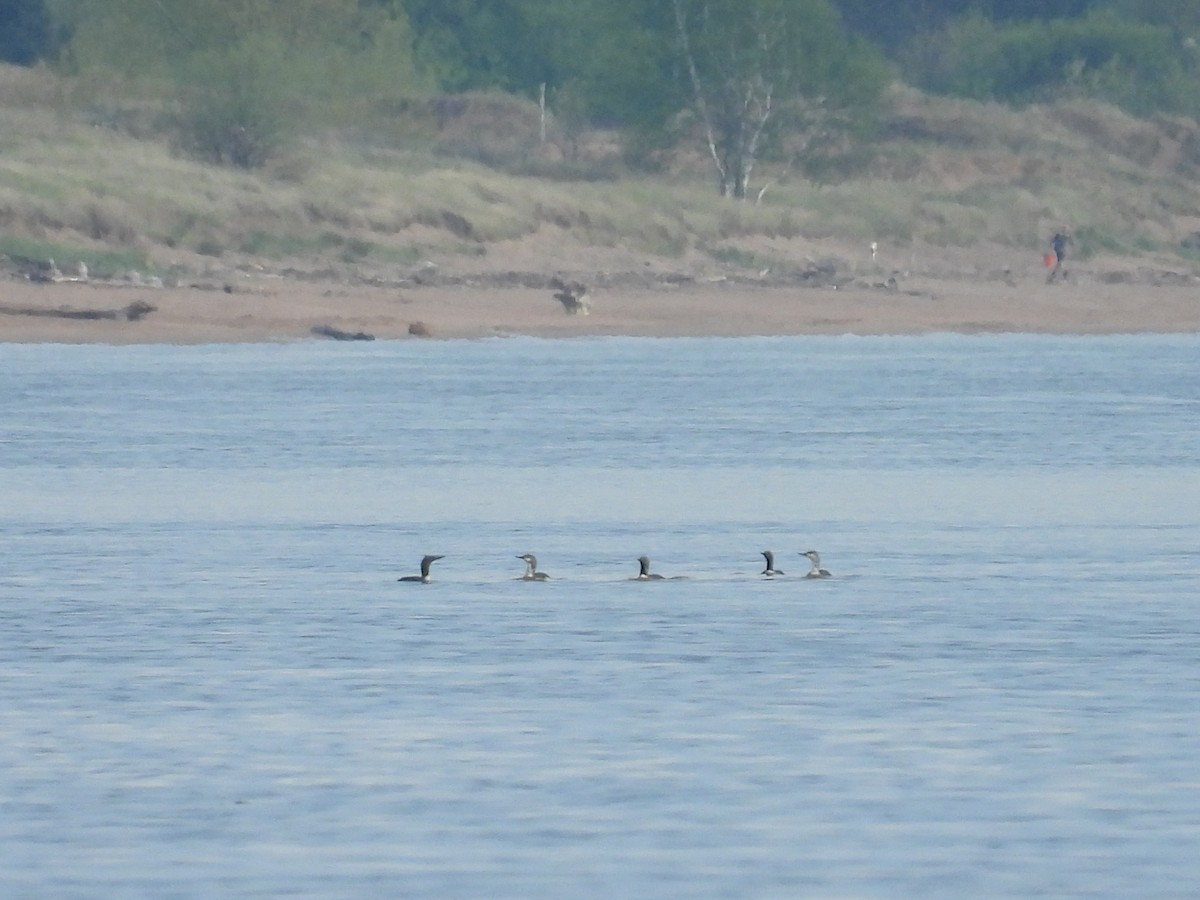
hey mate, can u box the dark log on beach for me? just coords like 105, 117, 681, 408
311, 324, 375, 341
0, 300, 156, 321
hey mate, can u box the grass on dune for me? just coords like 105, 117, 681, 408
4, 67, 1200, 278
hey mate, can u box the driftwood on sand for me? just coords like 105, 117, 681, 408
311, 324, 375, 341
0, 299, 156, 321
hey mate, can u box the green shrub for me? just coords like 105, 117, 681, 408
172, 37, 297, 169
51, 1, 427, 168
901, 11, 1200, 116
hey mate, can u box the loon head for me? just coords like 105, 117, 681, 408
516, 553, 548, 580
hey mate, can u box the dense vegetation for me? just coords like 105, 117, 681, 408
3, 0, 1200, 279
2, 0, 1197, 183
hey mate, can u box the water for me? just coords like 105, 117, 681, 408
2, 334, 1198, 897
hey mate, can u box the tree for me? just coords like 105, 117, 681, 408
901, 9, 1197, 114
669, 0, 888, 197
46, 0, 423, 167
0, 0, 55, 64
831, 0, 1103, 53
390, 0, 552, 93
1108, 0, 1200, 38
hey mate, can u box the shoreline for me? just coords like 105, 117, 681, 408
2, 268, 1199, 344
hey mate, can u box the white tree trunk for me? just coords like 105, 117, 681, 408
672, 0, 731, 195
672, 0, 778, 199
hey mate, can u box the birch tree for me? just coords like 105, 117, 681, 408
669, 0, 886, 197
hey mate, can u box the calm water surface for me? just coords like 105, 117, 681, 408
2, 335, 1198, 897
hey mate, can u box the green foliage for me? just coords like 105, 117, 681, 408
172, 36, 296, 169
390, 0, 684, 131
545, 0, 683, 128
1106, 0, 1200, 36
667, 0, 890, 196
833, 0, 1098, 51
34, 0, 1200, 193
902, 10, 1199, 115
373, 0, 889, 194
0, 0, 57, 64
396, 0, 550, 93
47, 0, 426, 167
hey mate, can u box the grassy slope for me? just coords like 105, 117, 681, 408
3, 65, 1200, 284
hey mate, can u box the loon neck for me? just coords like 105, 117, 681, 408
403, 554, 442, 583
636, 556, 664, 580
802, 550, 831, 578
761, 550, 783, 575
518, 554, 548, 580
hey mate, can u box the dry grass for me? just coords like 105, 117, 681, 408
4, 66, 1200, 281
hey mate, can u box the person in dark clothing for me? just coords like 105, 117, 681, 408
1048, 229, 1071, 283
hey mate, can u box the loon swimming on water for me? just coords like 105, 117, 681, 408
801, 550, 832, 578
635, 556, 665, 580
516, 553, 550, 581
398, 554, 444, 583
760, 550, 784, 576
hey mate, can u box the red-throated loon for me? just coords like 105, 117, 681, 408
760, 550, 784, 576
398, 554, 444, 583
516, 553, 550, 581
635, 556, 665, 580
801, 550, 832, 578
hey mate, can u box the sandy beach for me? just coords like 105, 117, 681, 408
3, 244, 1199, 343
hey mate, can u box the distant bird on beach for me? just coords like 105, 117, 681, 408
550, 277, 591, 315
760, 550, 784, 576
398, 554, 444, 583
801, 550, 832, 578
516, 553, 550, 581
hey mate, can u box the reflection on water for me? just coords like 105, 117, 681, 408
2, 335, 1199, 896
